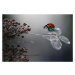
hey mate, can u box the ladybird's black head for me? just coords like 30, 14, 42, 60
44, 25, 48, 28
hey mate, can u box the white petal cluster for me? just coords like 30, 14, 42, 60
42, 28, 70, 50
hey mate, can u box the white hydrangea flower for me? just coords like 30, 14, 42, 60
42, 28, 70, 50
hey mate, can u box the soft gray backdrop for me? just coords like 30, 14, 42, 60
3, 14, 73, 61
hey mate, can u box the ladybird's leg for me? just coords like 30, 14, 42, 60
48, 28, 50, 31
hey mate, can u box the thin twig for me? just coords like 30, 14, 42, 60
27, 33, 57, 36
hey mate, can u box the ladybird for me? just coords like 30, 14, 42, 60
47, 23, 55, 28
44, 23, 55, 31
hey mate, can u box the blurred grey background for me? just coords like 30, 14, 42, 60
3, 14, 73, 62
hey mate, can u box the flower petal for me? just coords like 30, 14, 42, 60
59, 36, 70, 44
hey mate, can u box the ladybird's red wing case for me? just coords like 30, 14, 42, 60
47, 23, 55, 28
